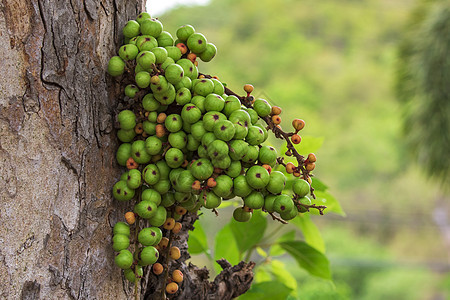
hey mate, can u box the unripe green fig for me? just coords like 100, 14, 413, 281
137, 35, 158, 51
266, 171, 287, 194
124, 84, 139, 98
134, 200, 157, 219
245, 165, 270, 189
112, 234, 130, 252
118, 110, 136, 130
108, 56, 125, 77
149, 206, 167, 227
273, 194, 295, 214
126, 169, 142, 189
113, 222, 130, 237
116, 143, 132, 166
264, 194, 278, 213
113, 180, 135, 201
233, 207, 252, 222
157, 31, 174, 47
233, 175, 252, 198
204, 94, 225, 112
143, 164, 160, 185
187, 33, 207, 54
165, 114, 183, 132
141, 188, 161, 206
165, 148, 184, 168
138, 227, 160, 246
138, 246, 159, 266
165, 63, 184, 85
142, 93, 160, 111
182, 104, 202, 124
119, 44, 139, 61
115, 249, 134, 269
176, 24, 195, 42
131, 140, 151, 164
258, 146, 278, 166
199, 43, 217, 62
253, 98, 272, 117
168, 131, 187, 149
201, 190, 221, 209
151, 46, 168, 64
280, 206, 298, 221
190, 158, 214, 180
203, 111, 226, 131
297, 195, 312, 213
145, 136, 162, 155
213, 120, 236, 141
123, 20, 140, 38
213, 175, 233, 198
241, 146, 259, 164
140, 18, 163, 37
244, 191, 265, 209
229, 140, 248, 160
124, 266, 143, 283
165, 46, 182, 61
135, 71, 151, 88
136, 12, 151, 24
292, 179, 310, 198
194, 79, 214, 96
245, 125, 266, 146
225, 160, 242, 178
161, 192, 176, 207
223, 96, 241, 117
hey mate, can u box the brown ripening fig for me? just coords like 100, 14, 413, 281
292, 119, 305, 131
243, 84, 254, 94
291, 134, 301, 144
172, 222, 182, 234
124, 212, 136, 225
271, 106, 282, 115
286, 162, 295, 174
152, 263, 164, 275
166, 282, 179, 294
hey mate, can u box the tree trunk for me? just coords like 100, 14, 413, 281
0, 0, 144, 298
0, 1, 255, 299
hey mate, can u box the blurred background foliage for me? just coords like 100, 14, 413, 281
151, 0, 450, 298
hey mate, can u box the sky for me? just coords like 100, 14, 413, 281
146, 0, 210, 16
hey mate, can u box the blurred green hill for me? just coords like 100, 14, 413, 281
157, 0, 449, 298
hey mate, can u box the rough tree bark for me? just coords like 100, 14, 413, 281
0, 0, 255, 299
0, 0, 145, 298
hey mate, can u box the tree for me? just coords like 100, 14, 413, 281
396, 0, 450, 187
0, 1, 255, 298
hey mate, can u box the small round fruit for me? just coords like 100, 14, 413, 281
245, 165, 270, 189
153, 263, 164, 275
187, 33, 207, 53
134, 200, 157, 219
115, 249, 133, 269
253, 98, 272, 117
112, 234, 130, 252
124, 266, 143, 283
233, 207, 252, 222
123, 20, 140, 38
292, 179, 310, 198
107, 56, 126, 77
172, 270, 184, 283
176, 24, 195, 42
163, 217, 176, 230
292, 119, 305, 131
124, 211, 136, 225
113, 222, 130, 237
169, 246, 181, 260
199, 43, 217, 62
273, 194, 295, 214
172, 222, 182, 234
291, 134, 301, 144
118, 110, 136, 130
297, 195, 312, 213
166, 282, 179, 294
139, 246, 159, 266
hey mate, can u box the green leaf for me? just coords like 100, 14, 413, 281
311, 177, 328, 192
280, 240, 331, 280
297, 136, 324, 156
187, 219, 209, 255
290, 214, 325, 253
256, 246, 267, 258
217, 199, 235, 209
214, 223, 240, 273
311, 190, 346, 216
254, 265, 272, 283
238, 281, 293, 300
270, 230, 296, 257
270, 260, 298, 294
230, 210, 267, 254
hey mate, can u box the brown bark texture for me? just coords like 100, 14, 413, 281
0, 0, 144, 298
0, 0, 255, 299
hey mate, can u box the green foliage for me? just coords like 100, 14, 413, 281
397, 0, 450, 186
230, 210, 267, 254
280, 241, 331, 280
